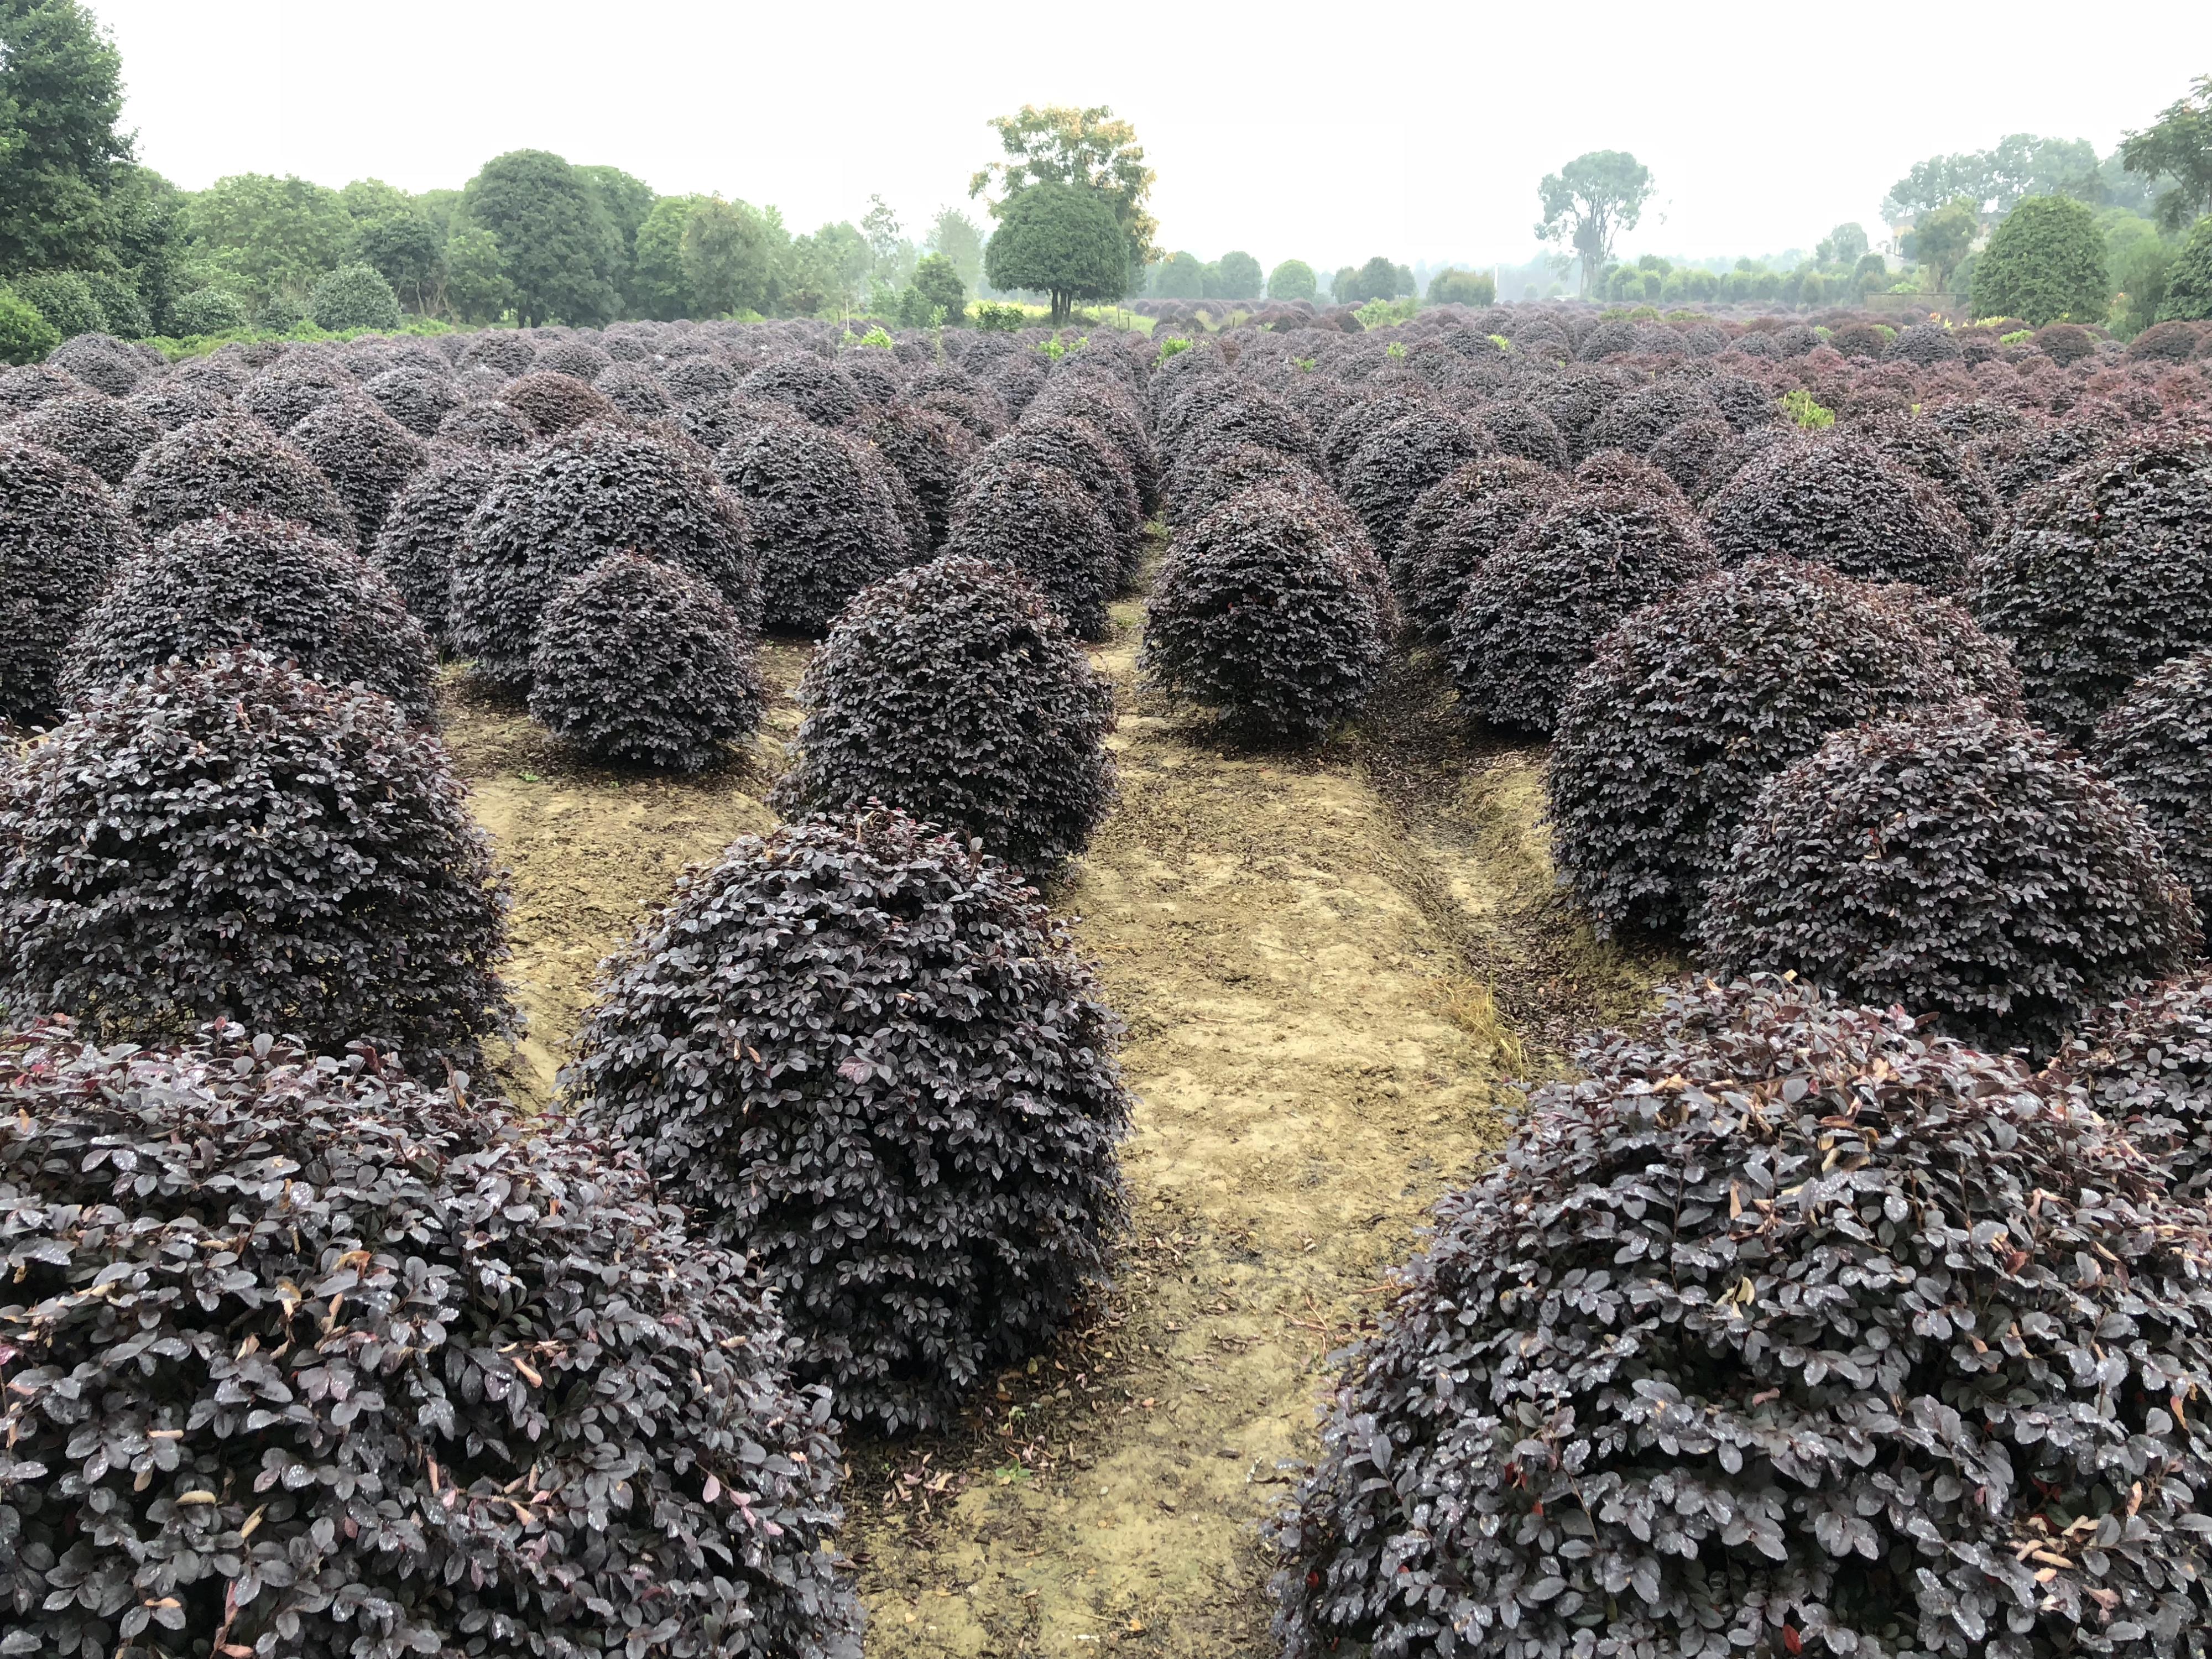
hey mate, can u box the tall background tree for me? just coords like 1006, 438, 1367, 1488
925, 207, 985, 291
983, 180, 1126, 325
1971, 194, 2110, 324
971, 105, 1157, 288
1267, 259, 1316, 301
0, 0, 132, 273
1881, 134, 2099, 222
458, 149, 619, 327
1906, 196, 1981, 295
2122, 75, 2212, 231
1210, 250, 1262, 299
1535, 150, 1653, 296
180, 174, 354, 311
680, 196, 783, 318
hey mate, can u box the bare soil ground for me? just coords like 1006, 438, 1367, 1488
440, 583, 1658, 1657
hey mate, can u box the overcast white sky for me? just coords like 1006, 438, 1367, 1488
87, 1, 2212, 272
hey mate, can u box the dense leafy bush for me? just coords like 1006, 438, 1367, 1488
534, 337, 615, 382
166, 285, 251, 335
740, 355, 864, 427
0, 1020, 864, 1658
565, 807, 1131, 1436
0, 283, 62, 364
503, 369, 618, 433
1705, 706, 2199, 1052
120, 411, 357, 547
307, 262, 403, 332
126, 377, 229, 434
435, 397, 536, 451
1339, 409, 1495, 553
236, 356, 354, 433
64, 510, 434, 721
1550, 559, 2002, 938
456, 331, 538, 378
0, 653, 509, 1066
1967, 427, 2212, 739
714, 420, 908, 634
286, 392, 427, 542
1272, 973, 2212, 1659
3, 388, 156, 483
1028, 377, 1161, 514
362, 364, 465, 436
2034, 322, 2100, 364
2049, 972, 2212, 1199
774, 557, 1116, 866
1646, 413, 1733, 496
453, 422, 757, 688
0, 438, 141, 723
944, 457, 1120, 638
1395, 457, 1568, 640
45, 332, 145, 397
663, 354, 743, 404
519, 544, 765, 766
369, 445, 509, 643
594, 363, 677, 421
1472, 398, 1569, 470
1449, 486, 1717, 733
977, 415, 1142, 565
13, 270, 107, 342
2097, 646, 2212, 912
1859, 409, 2001, 542
1584, 379, 1715, 456
860, 403, 977, 551
1320, 390, 1436, 481
1168, 444, 1333, 538
1704, 431, 1976, 588
1892, 322, 1963, 366
1971, 196, 2111, 327
1144, 484, 1385, 740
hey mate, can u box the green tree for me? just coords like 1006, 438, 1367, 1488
180, 174, 354, 307
859, 194, 916, 290
1328, 265, 1358, 304
971, 105, 1158, 275
786, 221, 870, 318
1882, 134, 2099, 222
898, 253, 966, 327
0, 0, 132, 273
577, 163, 654, 312
0, 280, 60, 362
925, 207, 985, 290
983, 180, 1127, 326
1343, 255, 1413, 304
1971, 195, 2109, 325
1907, 197, 1981, 294
459, 149, 619, 327
2162, 213, 2212, 320
310, 263, 401, 332
680, 196, 781, 317
1151, 251, 1205, 299
2104, 211, 2174, 335
1535, 150, 1654, 296
441, 226, 513, 324
2122, 75, 2212, 232
102, 163, 181, 331
340, 179, 441, 312
632, 194, 697, 320
414, 187, 462, 240
1208, 250, 1262, 299
1427, 268, 1496, 306
1818, 222, 1869, 267
1267, 259, 1316, 301
12, 268, 101, 336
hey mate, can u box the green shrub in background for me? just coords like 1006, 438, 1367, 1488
1426, 267, 1497, 306
2164, 215, 2212, 321
973, 300, 1025, 332
905, 252, 966, 326
167, 288, 251, 336
0, 285, 62, 364
257, 291, 309, 332
84, 273, 149, 338
1971, 195, 2110, 326
310, 263, 403, 332
11, 270, 106, 340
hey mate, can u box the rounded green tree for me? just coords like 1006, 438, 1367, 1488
309, 262, 404, 332
984, 181, 1128, 326
2163, 214, 2212, 322
1970, 195, 2110, 327
1267, 259, 1317, 301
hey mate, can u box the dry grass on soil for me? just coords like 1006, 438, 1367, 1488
438, 577, 1659, 1657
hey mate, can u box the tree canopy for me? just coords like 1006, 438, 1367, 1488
680, 196, 782, 318
1211, 250, 1262, 299
2122, 75, 2212, 232
181, 174, 355, 310
1881, 134, 2098, 222
1535, 150, 1653, 296
1971, 194, 2109, 326
925, 207, 985, 289
459, 149, 620, 327
983, 180, 1128, 325
1267, 259, 1316, 301
0, 0, 132, 273
972, 105, 1157, 278
1908, 197, 1981, 293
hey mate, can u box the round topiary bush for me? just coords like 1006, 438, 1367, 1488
453, 422, 757, 689
1449, 486, 1718, 733
974, 416, 1142, 567
1859, 409, 2002, 543
1337, 409, 1497, 554
1143, 484, 1385, 740
586, 363, 672, 424
63, 510, 434, 721
740, 355, 864, 429
3, 388, 157, 483
1584, 378, 1716, 456
165, 285, 251, 336
1703, 431, 1976, 589
2096, 646, 2212, 913
0, 653, 509, 1066
862, 403, 978, 553
119, 411, 357, 547
0, 1020, 864, 1659
503, 369, 618, 434
362, 363, 465, 437
773, 557, 1117, 867
370, 444, 510, 643
0, 437, 140, 723
434, 397, 536, 451
1028, 377, 1161, 515
1967, 426, 2212, 740
534, 337, 614, 382
1470, 398, 1569, 471
1705, 706, 2200, 1052
1892, 321, 1963, 366
1395, 457, 1569, 640
943, 458, 1120, 639
528, 550, 765, 771
1271, 972, 2212, 1659
236, 356, 354, 433
1646, 413, 1733, 496
126, 377, 228, 434
1168, 444, 1334, 538
286, 391, 427, 543
564, 807, 1131, 1436
664, 353, 744, 405
2048, 971, 2212, 1199
456, 331, 537, 379
2036, 322, 2100, 365
308, 262, 403, 332
714, 420, 910, 636
1550, 559, 2004, 938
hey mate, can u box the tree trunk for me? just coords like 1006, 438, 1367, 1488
1050, 288, 1071, 327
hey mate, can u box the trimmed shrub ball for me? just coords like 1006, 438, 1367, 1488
565, 807, 1132, 1436
1703, 431, 1976, 589
1572, 447, 1688, 502
1449, 487, 1718, 733
1271, 973, 2212, 1659
1395, 457, 1569, 641
2049, 972, 2212, 1199
434, 397, 535, 451
943, 458, 1120, 639
740, 355, 864, 428
1168, 385, 1322, 476
533, 337, 614, 382
308, 262, 402, 331
1143, 484, 1385, 741
64, 510, 435, 721
862, 402, 978, 551
1550, 559, 2000, 939
453, 422, 758, 689
456, 330, 536, 378
4, 389, 158, 483
0, 1021, 864, 1659
236, 357, 354, 434
1169, 443, 1333, 537
1966, 426, 2212, 740
502, 369, 617, 434
1320, 390, 1436, 482
1339, 409, 1496, 555
1859, 408, 2001, 542
362, 363, 465, 436
773, 557, 1117, 867
286, 391, 427, 543
1704, 706, 2200, 1053
119, 411, 357, 547
126, 377, 229, 434
1584, 378, 1715, 457
664, 353, 744, 405
370, 445, 510, 644
528, 550, 765, 771
593, 359, 678, 422
0, 653, 509, 1067
1646, 413, 1733, 497
1875, 583, 2026, 709
2097, 646, 2212, 912
975, 416, 1142, 564
716, 421, 912, 635
1028, 377, 1161, 514
0, 437, 141, 723
834, 347, 904, 407
1472, 399, 1569, 471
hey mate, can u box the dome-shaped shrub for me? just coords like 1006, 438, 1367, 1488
1471, 398, 1569, 470
119, 411, 357, 546
1450, 487, 1718, 733
1271, 973, 2212, 1659
286, 391, 427, 543
1584, 378, 1716, 456
740, 356, 864, 428
1395, 457, 1569, 640
1339, 409, 1495, 554
0, 362, 85, 412
862, 403, 977, 553
943, 458, 1120, 639
4, 390, 157, 483
1704, 431, 1976, 588
502, 369, 617, 434
1892, 321, 1963, 366
1550, 559, 1999, 938
533, 337, 614, 382
565, 808, 1131, 1436
592, 360, 678, 421
453, 423, 757, 688
1875, 582, 2027, 708
1028, 378, 1161, 514
2036, 321, 2100, 364
434, 397, 535, 451
0, 1021, 863, 1658
1859, 409, 2001, 542
65, 510, 434, 720
528, 550, 765, 771
126, 377, 228, 433
165, 284, 251, 335
833, 346, 904, 407
664, 354, 744, 405
307, 262, 401, 331
714, 421, 908, 635
1967, 427, 2212, 739
0, 653, 509, 1065
456, 331, 537, 378
1645, 413, 1733, 495
1168, 443, 1334, 536
773, 557, 1117, 865
236, 356, 354, 433
975, 415, 1142, 562
0, 438, 140, 723
2049, 971, 2212, 1198
2096, 646, 2212, 912
1704, 706, 2200, 1053
362, 363, 464, 436
1167, 385, 1321, 476
43, 330, 142, 394
1319, 390, 1435, 482
914, 384, 1006, 442
370, 444, 510, 643
1143, 484, 1385, 740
